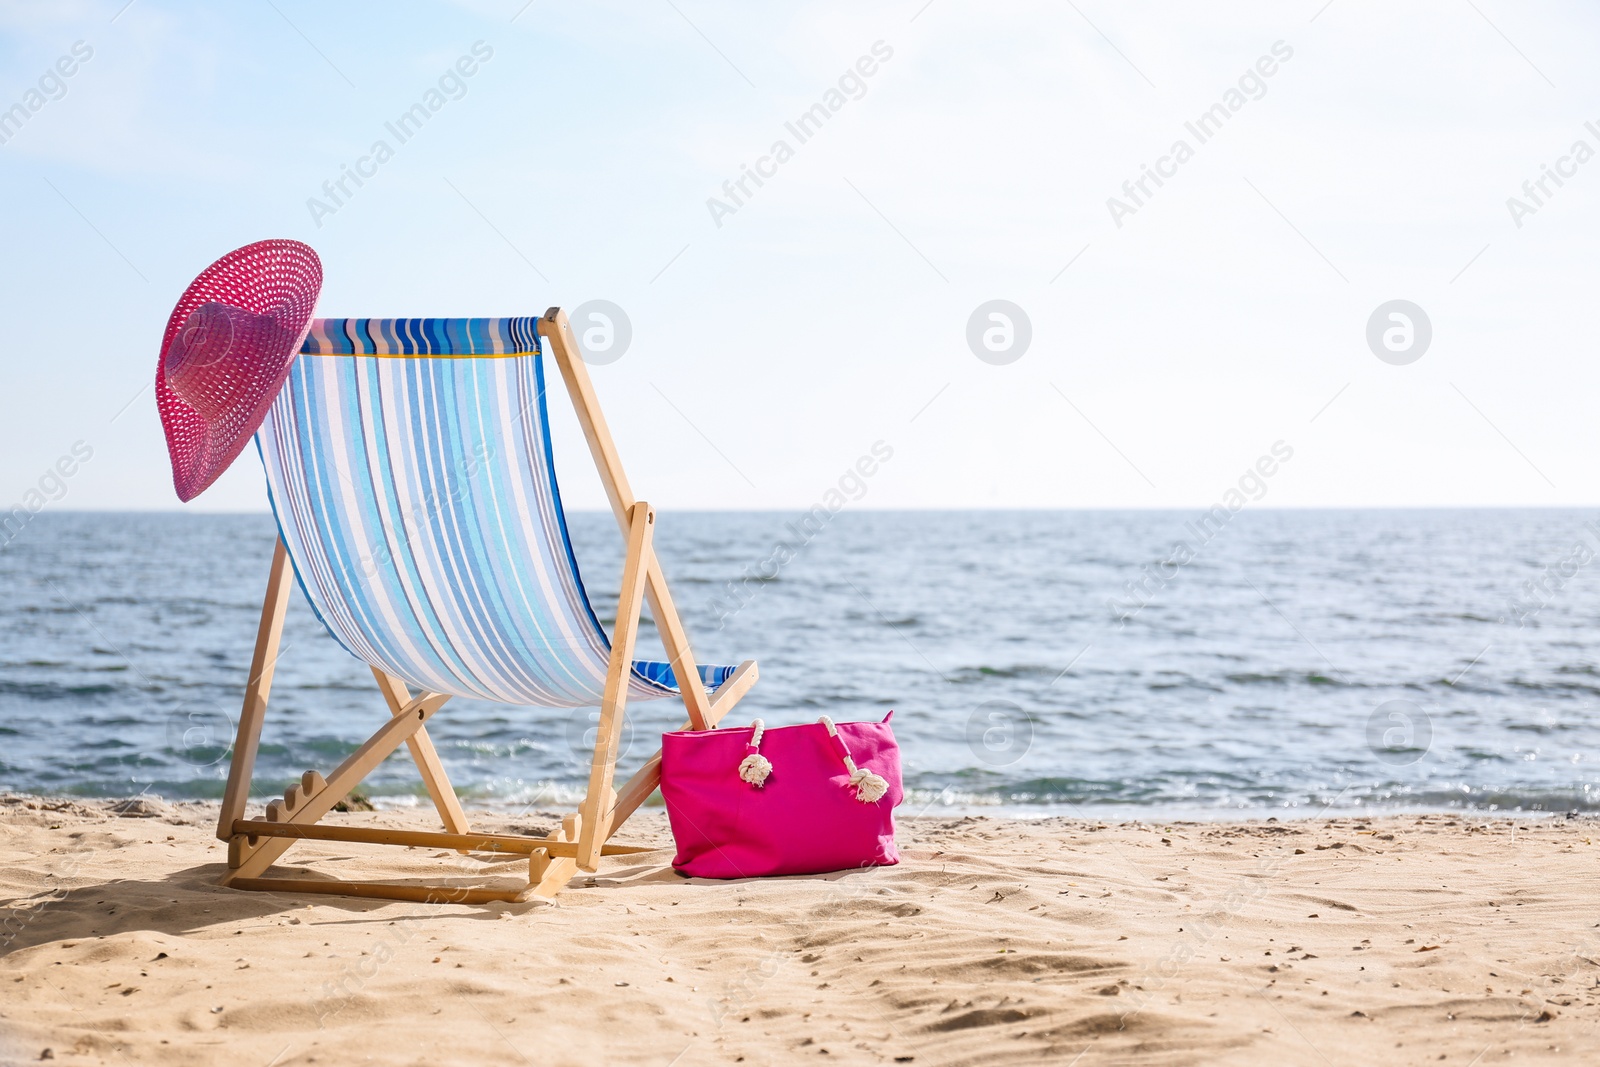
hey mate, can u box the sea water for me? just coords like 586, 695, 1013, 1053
2, 509, 1597, 818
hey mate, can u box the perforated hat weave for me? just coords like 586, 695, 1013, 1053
156, 239, 322, 501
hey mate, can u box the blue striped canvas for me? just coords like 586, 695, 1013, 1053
253, 317, 735, 707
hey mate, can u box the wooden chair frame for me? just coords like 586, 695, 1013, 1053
214, 307, 758, 903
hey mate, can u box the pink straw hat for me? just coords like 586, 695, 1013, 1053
156, 239, 322, 501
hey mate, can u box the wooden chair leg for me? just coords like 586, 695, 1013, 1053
218, 539, 295, 846
576, 501, 653, 870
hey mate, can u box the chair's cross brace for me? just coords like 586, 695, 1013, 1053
223, 689, 450, 883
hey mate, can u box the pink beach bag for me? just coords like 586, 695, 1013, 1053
659, 712, 902, 879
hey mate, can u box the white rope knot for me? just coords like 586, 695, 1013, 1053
848, 766, 889, 804
738, 719, 772, 787
819, 715, 889, 803
738, 752, 773, 787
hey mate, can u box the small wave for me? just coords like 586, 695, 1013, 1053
0, 681, 119, 700
1148, 676, 1225, 693
255, 738, 362, 761
1223, 671, 1347, 687
903, 787, 1005, 809
1509, 678, 1600, 696
454, 779, 591, 808
948, 664, 1061, 683
55, 780, 198, 799
441, 738, 554, 759
283, 681, 387, 693
80, 738, 137, 751
370, 793, 423, 810
1555, 664, 1600, 677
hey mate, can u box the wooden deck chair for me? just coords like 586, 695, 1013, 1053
215, 308, 757, 902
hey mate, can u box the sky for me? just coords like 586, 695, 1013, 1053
2, 0, 1598, 514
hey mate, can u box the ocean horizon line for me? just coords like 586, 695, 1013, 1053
25, 503, 1600, 517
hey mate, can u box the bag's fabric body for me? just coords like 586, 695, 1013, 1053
660, 714, 901, 878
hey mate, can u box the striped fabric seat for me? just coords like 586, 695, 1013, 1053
254, 317, 736, 707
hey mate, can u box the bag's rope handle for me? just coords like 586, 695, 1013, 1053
738, 719, 773, 786
734, 717, 889, 803
819, 716, 890, 803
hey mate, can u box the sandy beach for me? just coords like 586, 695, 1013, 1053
2, 796, 1596, 1066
